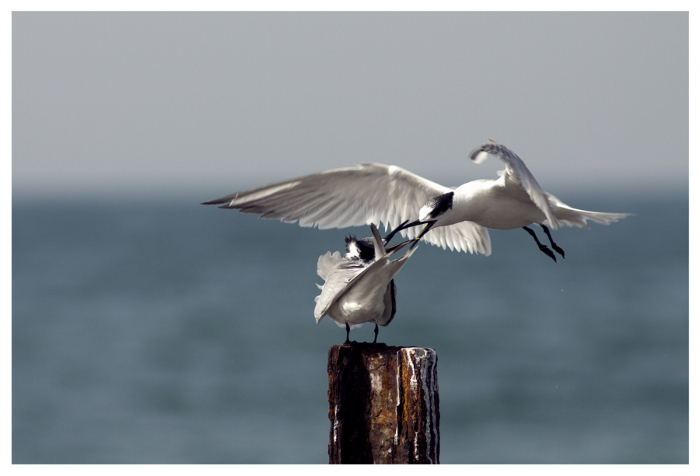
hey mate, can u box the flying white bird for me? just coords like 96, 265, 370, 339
203, 141, 630, 261
314, 223, 416, 344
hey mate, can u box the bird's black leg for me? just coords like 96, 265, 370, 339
523, 226, 557, 262
344, 322, 351, 345
373, 323, 379, 344
540, 224, 565, 259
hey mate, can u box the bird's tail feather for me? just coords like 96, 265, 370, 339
546, 192, 632, 228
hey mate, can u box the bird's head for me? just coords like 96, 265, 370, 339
344, 236, 375, 261
419, 191, 454, 222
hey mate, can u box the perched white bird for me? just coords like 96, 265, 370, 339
203, 140, 630, 261
314, 223, 416, 344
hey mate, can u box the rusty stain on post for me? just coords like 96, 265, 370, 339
327, 343, 439, 464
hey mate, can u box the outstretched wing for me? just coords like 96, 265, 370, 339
203, 163, 450, 233
409, 220, 491, 255
469, 141, 562, 229
204, 162, 491, 254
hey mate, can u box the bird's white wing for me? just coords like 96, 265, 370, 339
314, 239, 415, 323
469, 142, 562, 229
370, 223, 386, 258
408, 220, 492, 255
314, 260, 365, 323
316, 251, 342, 280
203, 163, 451, 234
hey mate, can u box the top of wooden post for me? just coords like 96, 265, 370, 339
327, 343, 439, 464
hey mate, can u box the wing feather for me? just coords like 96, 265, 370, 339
469, 142, 562, 229
398, 220, 491, 255
316, 251, 343, 280
314, 261, 363, 322
204, 163, 449, 232
204, 162, 493, 254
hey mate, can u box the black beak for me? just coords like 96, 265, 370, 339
382, 218, 424, 245
382, 218, 436, 251
385, 239, 413, 254
410, 220, 437, 249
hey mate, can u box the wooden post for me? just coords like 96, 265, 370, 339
327, 343, 439, 464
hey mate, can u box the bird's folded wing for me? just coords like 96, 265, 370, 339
202, 163, 451, 233
314, 244, 418, 322
470, 142, 562, 229
370, 223, 386, 258
314, 260, 367, 322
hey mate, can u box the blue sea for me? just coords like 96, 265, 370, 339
12, 190, 688, 464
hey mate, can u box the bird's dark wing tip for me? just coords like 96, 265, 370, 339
200, 198, 226, 206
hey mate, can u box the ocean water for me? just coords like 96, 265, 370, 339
12, 190, 688, 464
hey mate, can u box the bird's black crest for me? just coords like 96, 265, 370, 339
345, 236, 376, 261
425, 191, 454, 220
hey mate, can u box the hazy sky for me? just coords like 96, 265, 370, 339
12, 11, 689, 199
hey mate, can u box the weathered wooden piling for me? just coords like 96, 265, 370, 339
327, 343, 439, 464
